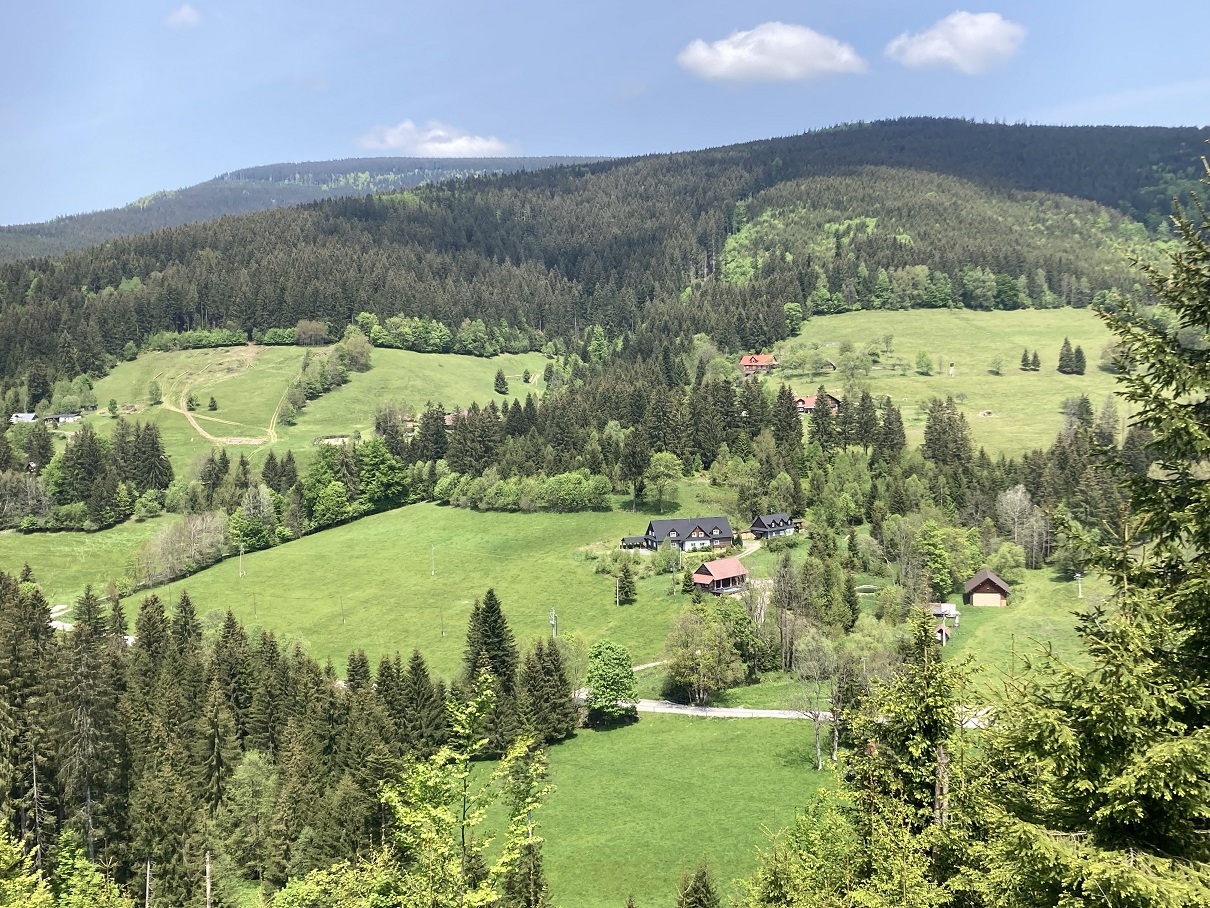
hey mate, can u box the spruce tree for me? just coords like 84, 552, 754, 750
1073, 344, 1086, 374
464, 589, 519, 694
1030, 350, 1040, 370
399, 650, 449, 757
617, 562, 637, 603
278, 449, 299, 492
195, 679, 240, 815
346, 649, 371, 692
1058, 336, 1075, 373
495, 369, 509, 395
261, 450, 281, 492
677, 861, 721, 908
770, 384, 802, 451
808, 386, 836, 453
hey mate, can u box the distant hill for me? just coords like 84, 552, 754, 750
3, 117, 1209, 396
0, 156, 605, 263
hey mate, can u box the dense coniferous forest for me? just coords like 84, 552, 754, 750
3, 118, 1209, 407
0, 156, 603, 263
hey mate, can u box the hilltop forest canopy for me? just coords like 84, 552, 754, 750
2, 118, 1208, 406
0, 156, 605, 264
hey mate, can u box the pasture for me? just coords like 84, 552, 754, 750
775, 308, 1120, 456
73, 345, 548, 474
138, 497, 696, 679
542, 714, 827, 908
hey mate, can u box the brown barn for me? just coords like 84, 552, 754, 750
692, 557, 748, 595
964, 568, 1010, 607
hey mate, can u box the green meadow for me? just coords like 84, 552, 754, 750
70, 345, 548, 475
138, 498, 693, 678
775, 308, 1120, 456
542, 714, 827, 908
0, 516, 178, 605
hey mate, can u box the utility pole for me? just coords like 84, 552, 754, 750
206, 850, 212, 908
239, 543, 245, 578
431, 544, 435, 577
549, 606, 557, 638
145, 859, 151, 908
1075, 572, 1083, 598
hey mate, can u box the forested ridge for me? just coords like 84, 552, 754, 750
4, 118, 1207, 408
0, 156, 602, 264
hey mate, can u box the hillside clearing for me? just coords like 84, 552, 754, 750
775, 308, 1119, 456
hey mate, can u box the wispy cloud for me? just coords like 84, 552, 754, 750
163, 4, 202, 29
678, 22, 866, 82
885, 12, 1024, 75
357, 119, 516, 156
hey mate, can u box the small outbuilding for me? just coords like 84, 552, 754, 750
692, 557, 749, 595
8, 412, 36, 424
935, 625, 952, 646
964, 568, 1011, 607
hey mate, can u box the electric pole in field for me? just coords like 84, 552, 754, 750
239, 543, 245, 577
431, 544, 435, 577
549, 606, 557, 638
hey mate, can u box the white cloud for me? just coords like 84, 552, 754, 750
164, 4, 201, 28
885, 11, 1025, 75
678, 22, 866, 82
357, 119, 516, 156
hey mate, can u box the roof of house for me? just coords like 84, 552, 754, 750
751, 513, 793, 530
645, 516, 733, 541
964, 568, 1011, 596
741, 354, 778, 366
935, 625, 952, 638
693, 557, 749, 581
621, 536, 647, 545
795, 393, 840, 409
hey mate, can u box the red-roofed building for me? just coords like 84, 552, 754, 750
692, 557, 749, 595
794, 393, 840, 415
740, 353, 778, 376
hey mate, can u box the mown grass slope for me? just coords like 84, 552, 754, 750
774, 308, 1119, 456
542, 715, 826, 908
72, 346, 547, 474
141, 496, 690, 678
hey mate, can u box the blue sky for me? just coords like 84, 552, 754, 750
3, 1, 1207, 225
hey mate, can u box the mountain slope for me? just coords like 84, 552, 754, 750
0, 155, 604, 263
1, 118, 1203, 397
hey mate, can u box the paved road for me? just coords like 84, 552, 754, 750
636, 698, 820, 719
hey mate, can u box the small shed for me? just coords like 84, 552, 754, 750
964, 568, 1011, 607
935, 625, 952, 646
693, 557, 748, 595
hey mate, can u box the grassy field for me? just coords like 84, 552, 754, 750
0, 516, 178, 605
70, 345, 548, 476
542, 714, 827, 907
133, 495, 700, 678
941, 568, 1093, 696
774, 308, 1120, 456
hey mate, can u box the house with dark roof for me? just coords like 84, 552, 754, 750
740, 353, 778, 376
625, 516, 733, 552
964, 568, 1011, 607
750, 512, 795, 540
693, 557, 748, 595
